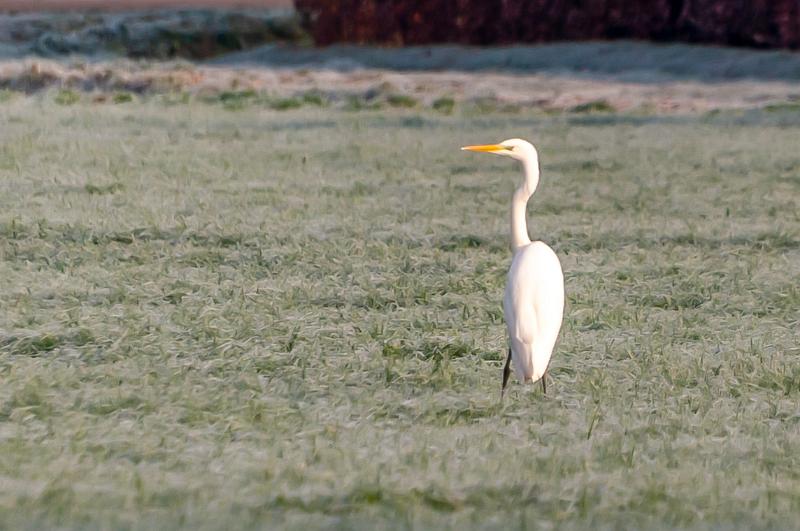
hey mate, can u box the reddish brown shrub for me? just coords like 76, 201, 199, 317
294, 0, 800, 49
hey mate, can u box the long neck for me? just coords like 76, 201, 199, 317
510, 156, 540, 251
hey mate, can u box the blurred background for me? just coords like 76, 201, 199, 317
0, 0, 798, 111
3, 0, 800, 54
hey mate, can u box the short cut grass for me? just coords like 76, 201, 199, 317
1, 97, 799, 530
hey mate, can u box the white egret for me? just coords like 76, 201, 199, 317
461, 139, 564, 395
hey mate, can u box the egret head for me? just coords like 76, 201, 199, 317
461, 138, 537, 162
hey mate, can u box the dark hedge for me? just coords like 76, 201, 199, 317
295, 0, 800, 49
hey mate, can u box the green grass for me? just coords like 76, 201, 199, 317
386, 94, 418, 108
570, 100, 616, 113
0, 98, 799, 530
54, 89, 81, 106
763, 101, 800, 113
432, 97, 456, 114
112, 92, 135, 104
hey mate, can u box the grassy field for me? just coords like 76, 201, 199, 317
0, 93, 799, 530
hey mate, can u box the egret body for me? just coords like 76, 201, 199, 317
461, 139, 564, 395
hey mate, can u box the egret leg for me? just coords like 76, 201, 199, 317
541, 371, 547, 395
501, 348, 512, 398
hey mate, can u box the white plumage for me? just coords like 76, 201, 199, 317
461, 139, 564, 394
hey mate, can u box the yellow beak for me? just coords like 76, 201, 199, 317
461, 144, 506, 153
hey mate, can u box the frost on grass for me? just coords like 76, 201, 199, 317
4, 41, 800, 113
0, 98, 799, 530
